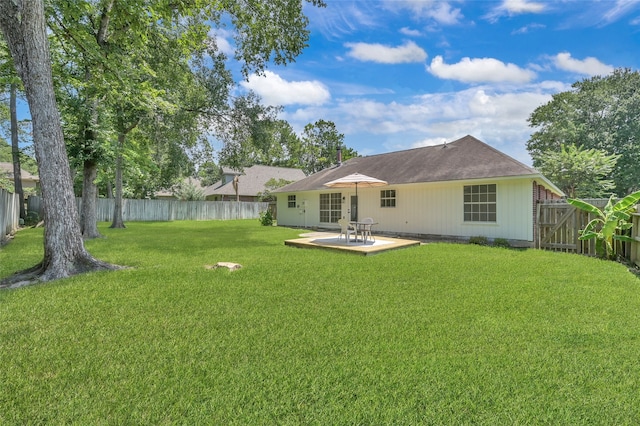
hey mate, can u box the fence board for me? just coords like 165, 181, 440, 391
1, 188, 20, 242
26, 196, 269, 223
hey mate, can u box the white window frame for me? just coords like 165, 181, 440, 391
380, 189, 396, 208
319, 193, 342, 223
463, 184, 497, 222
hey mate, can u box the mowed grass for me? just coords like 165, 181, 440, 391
1, 220, 639, 424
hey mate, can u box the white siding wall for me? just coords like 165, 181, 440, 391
277, 177, 535, 241
277, 193, 322, 228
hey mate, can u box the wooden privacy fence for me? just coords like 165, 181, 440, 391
1, 188, 20, 242
537, 199, 639, 261
631, 213, 640, 267
27, 196, 270, 222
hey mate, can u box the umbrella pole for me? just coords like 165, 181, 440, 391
355, 182, 358, 221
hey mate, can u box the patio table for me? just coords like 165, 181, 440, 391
350, 221, 378, 244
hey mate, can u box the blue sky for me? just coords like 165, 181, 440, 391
219, 0, 640, 166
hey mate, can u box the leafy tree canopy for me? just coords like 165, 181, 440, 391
172, 179, 205, 201
0, 138, 37, 172
536, 144, 619, 199
300, 119, 357, 175
527, 68, 640, 196
257, 177, 294, 202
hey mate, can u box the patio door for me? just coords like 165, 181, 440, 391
350, 195, 358, 222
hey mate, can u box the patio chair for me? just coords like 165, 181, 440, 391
338, 218, 357, 244
360, 217, 376, 244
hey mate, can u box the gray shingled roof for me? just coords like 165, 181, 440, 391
0, 162, 39, 182
275, 135, 560, 193
204, 165, 306, 197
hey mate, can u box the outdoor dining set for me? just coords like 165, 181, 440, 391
323, 172, 387, 246
338, 218, 377, 245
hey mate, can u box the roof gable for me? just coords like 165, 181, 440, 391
276, 135, 558, 193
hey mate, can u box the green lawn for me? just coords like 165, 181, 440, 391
1, 220, 639, 424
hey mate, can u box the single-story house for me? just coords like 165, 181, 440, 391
0, 162, 40, 196
274, 135, 564, 246
204, 165, 306, 202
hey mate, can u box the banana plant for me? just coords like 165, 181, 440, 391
567, 190, 640, 260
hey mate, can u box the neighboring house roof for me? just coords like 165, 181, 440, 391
0, 162, 39, 183
204, 165, 306, 197
275, 135, 564, 195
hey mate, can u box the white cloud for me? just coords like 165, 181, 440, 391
485, 0, 546, 22
512, 23, 546, 34
383, 1, 463, 25
282, 82, 568, 165
345, 41, 427, 64
601, 0, 640, 25
428, 2, 464, 25
500, 0, 546, 14
208, 29, 234, 55
399, 27, 422, 37
428, 56, 536, 83
553, 52, 614, 76
240, 71, 330, 106
305, 1, 380, 40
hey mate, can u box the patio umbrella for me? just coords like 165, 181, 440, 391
324, 172, 387, 220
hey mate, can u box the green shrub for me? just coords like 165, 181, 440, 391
24, 211, 39, 227
469, 235, 489, 246
258, 210, 274, 226
493, 238, 511, 248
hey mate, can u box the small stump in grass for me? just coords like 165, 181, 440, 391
206, 262, 242, 271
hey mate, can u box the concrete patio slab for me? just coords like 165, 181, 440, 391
284, 232, 421, 255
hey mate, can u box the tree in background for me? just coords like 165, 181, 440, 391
257, 177, 294, 202
536, 144, 619, 199
47, 0, 326, 233
0, 40, 33, 218
47, 0, 220, 234
215, 115, 359, 176
527, 68, 640, 196
0, 0, 119, 284
213, 91, 281, 170
198, 161, 222, 187
0, 0, 325, 284
173, 180, 205, 201
299, 120, 358, 175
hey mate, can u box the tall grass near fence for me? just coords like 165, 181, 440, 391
0, 188, 19, 242
2, 221, 640, 423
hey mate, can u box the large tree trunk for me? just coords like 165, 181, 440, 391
10, 82, 25, 220
80, 158, 102, 238
111, 119, 138, 229
110, 133, 126, 228
79, 93, 103, 239
0, 0, 119, 286
106, 180, 114, 198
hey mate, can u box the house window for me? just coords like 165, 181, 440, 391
464, 184, 496, 222
320, 193, 342, 223
288, 195, 296, 208
380, 189, 396, 207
